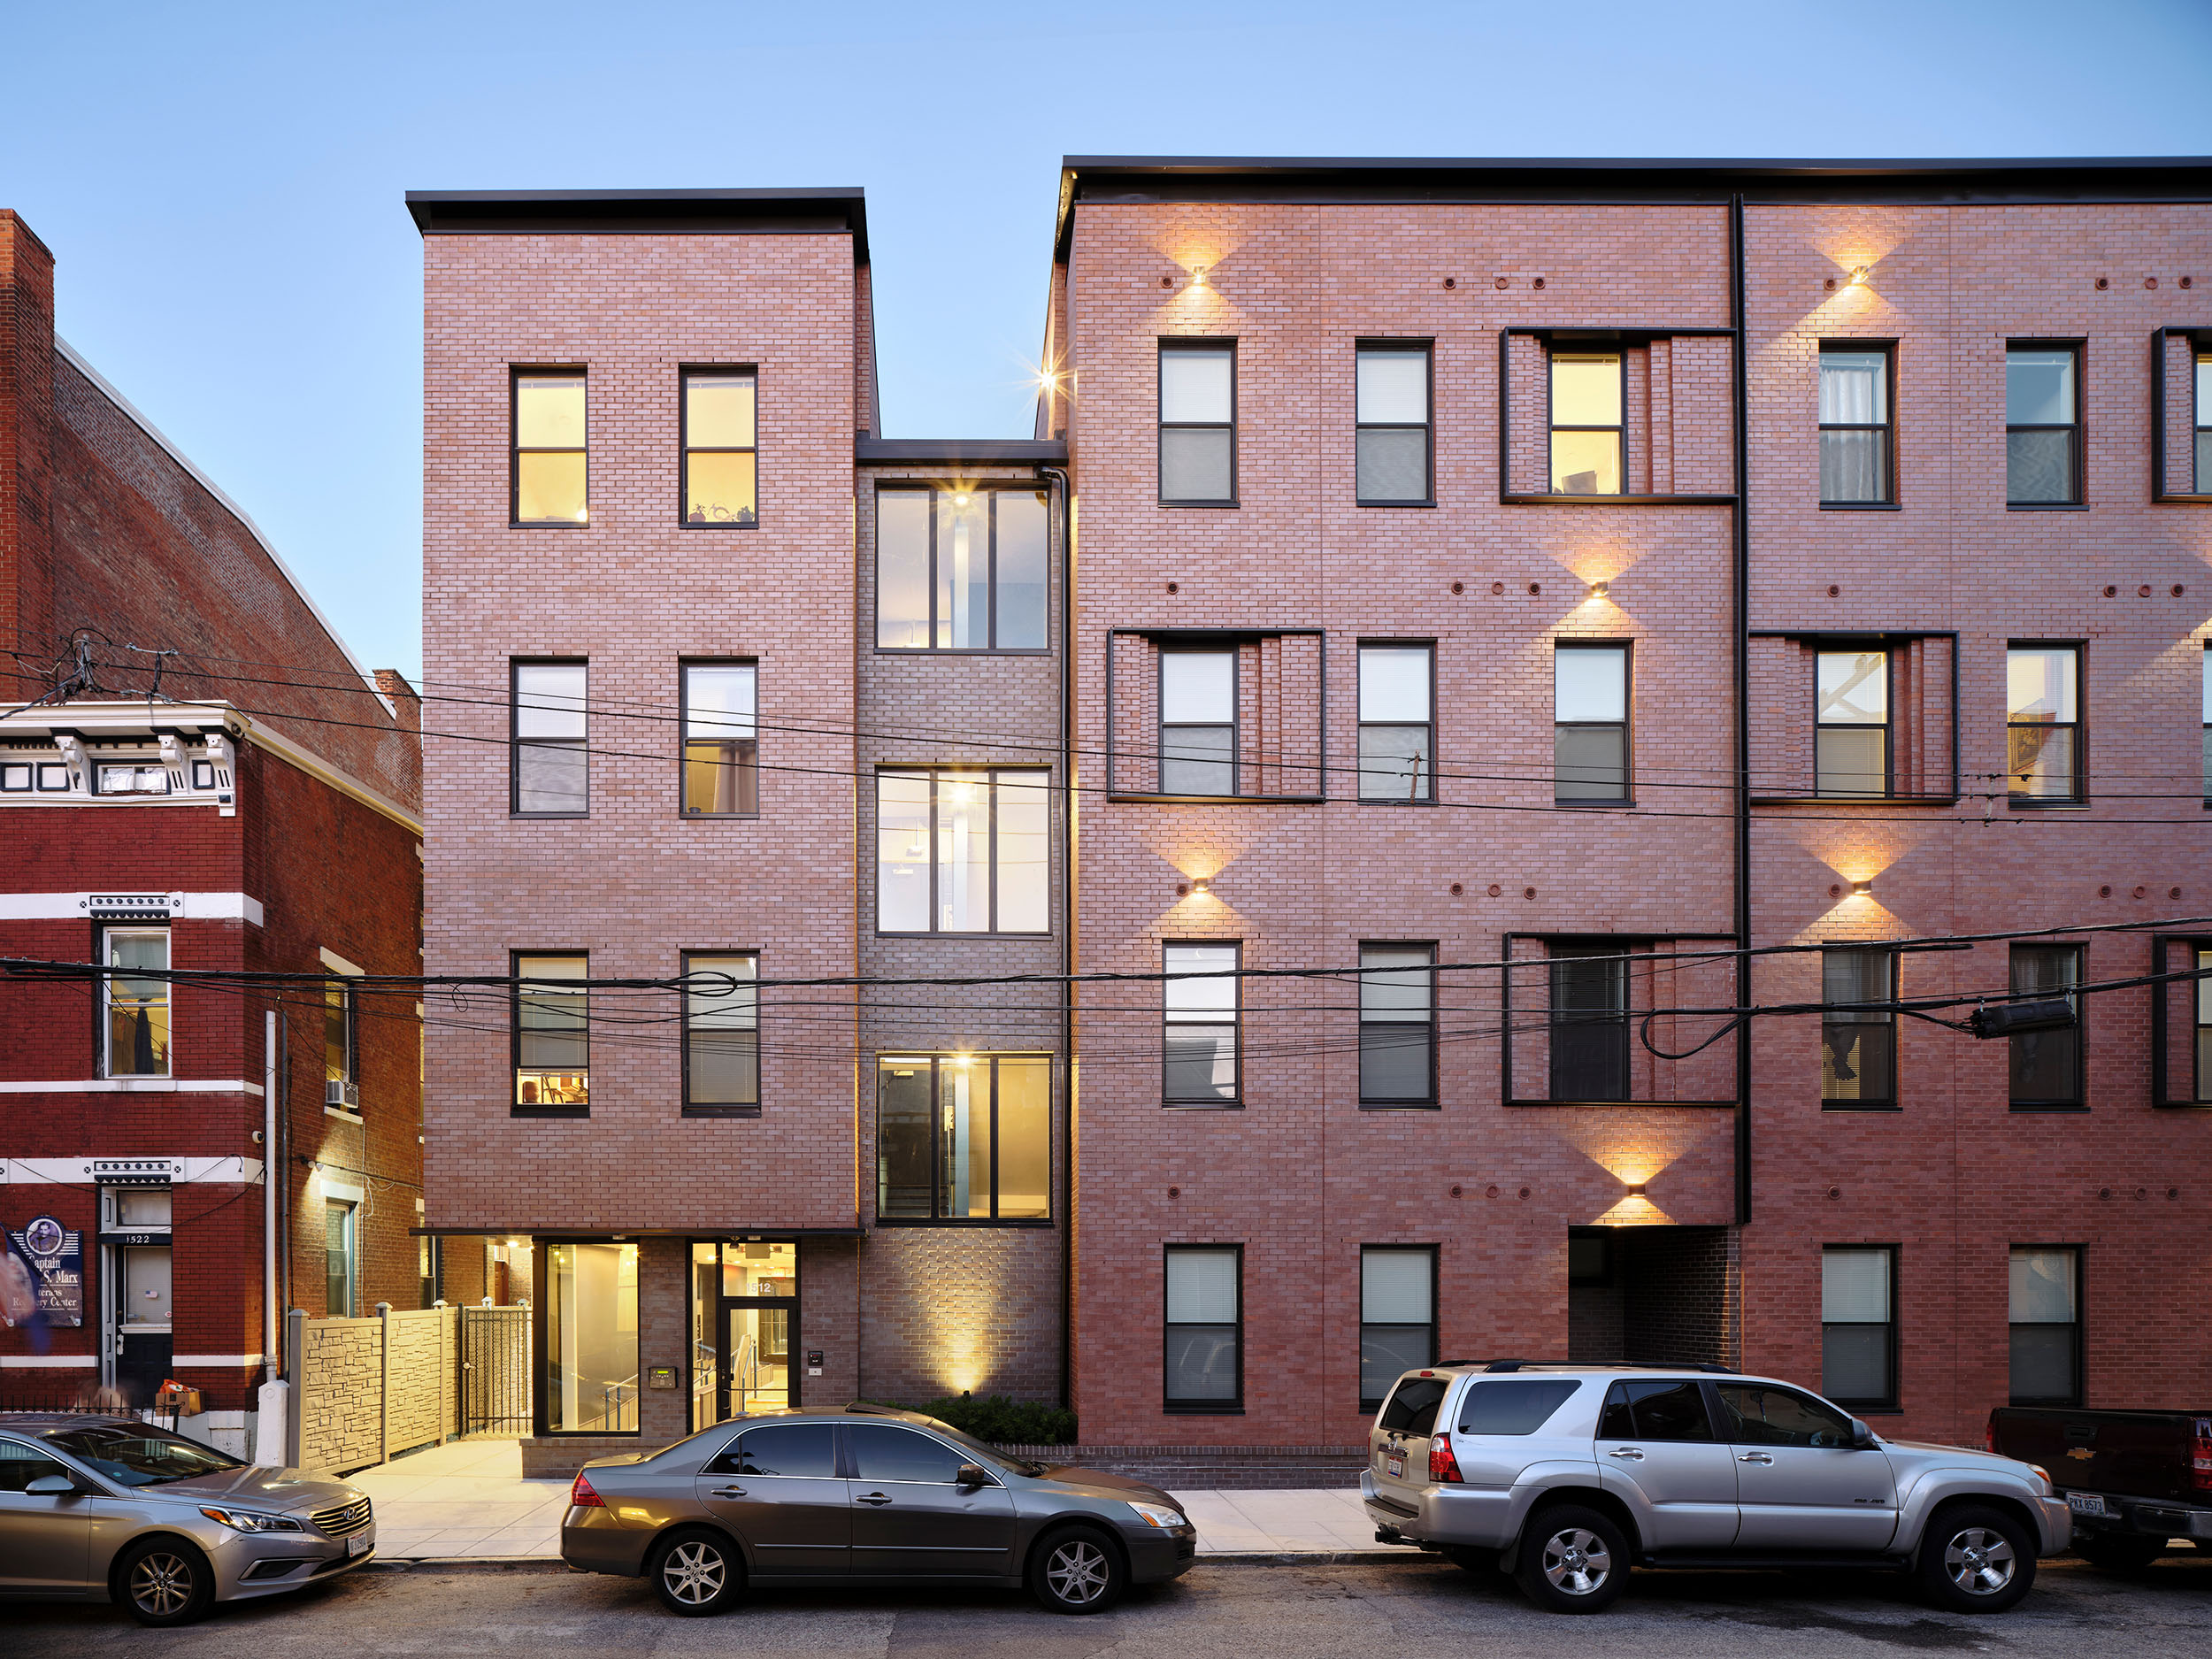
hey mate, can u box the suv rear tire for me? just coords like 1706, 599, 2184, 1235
1513, 1503, 1629, 1614
1028, 1524, 1125, 1614
1918, 1504, 2036, 1614
649, 1528, 744, 1616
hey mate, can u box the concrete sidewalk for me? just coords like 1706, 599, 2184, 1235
349, 1439, 1415, 1562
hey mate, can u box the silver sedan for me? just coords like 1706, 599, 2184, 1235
0, 1413, 376, 1625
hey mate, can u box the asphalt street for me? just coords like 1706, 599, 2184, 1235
12, 1552, 2212, 1658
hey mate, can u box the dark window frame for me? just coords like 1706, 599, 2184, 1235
1158, 647, 1239, 798
2006, 640, 2085, 807
872, 482, 1054, 656
1553, 639, 1633, 805
1358, 941, 1438, 1108
1164, 940, 1242, 1108
1814, 646, 1894, 799
322, 970, 359, 1115
678, 365, 759, 529
1547, 941, 1632, 1102
2005, 339, 2085, 509
510, 366, 588, 528
533, 1237, 643, 1437
872, 766, 1054, 938
1356, 639, 1436, 804
510, 657, 589, 819
2008, 941, 2086, 1110
1821, 946, 1899, 1111
678, 659, 760, 819
681, 949, 760, 1118
511, 949, 590, 1119
1817, 341, 1899, 509
1163, 1242, 1244, 1414
1355, 340, 1435, 507
1358, 1243, 1439, 1412
871, 1051, 1055, 1226
1158, 340, 1238, 508
1820, 1243, 1900, 1410
2201, 643, 2210, 807
2008, 1243, 2084, 1408
2198, 346, 2212, 494
1548, 348, 1627, 497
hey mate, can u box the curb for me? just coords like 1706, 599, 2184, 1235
366, 1548, 1432, 1574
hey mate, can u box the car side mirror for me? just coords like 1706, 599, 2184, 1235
1849, 1417, 1877, 1450
955, 1463, 991, 1489
27, 1474, 79, 1496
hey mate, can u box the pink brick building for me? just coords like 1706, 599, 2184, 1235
414, 160, 2210, 1477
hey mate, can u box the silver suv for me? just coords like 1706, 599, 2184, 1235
1361, 1363, 2070, 1614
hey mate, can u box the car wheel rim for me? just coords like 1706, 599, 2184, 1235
662, 1540, 726, 1605
1047, 1540, 1109, 1604
1540, 1527, 1611, 1596
1943, 1527, 2016, 1595
131, 1552, 194, 1617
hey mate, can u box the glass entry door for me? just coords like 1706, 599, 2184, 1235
724, 1302, 795, 1417
691, 1240, 799, 1427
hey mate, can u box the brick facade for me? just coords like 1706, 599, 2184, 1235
0, 210, 425, 1419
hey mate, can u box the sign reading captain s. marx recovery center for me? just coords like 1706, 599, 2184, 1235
5, 1216, 85, 1327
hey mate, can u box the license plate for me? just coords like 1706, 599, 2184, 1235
2067, 1493, 2107, 1517
347, 1532, 371, 1556
1385, 1453, 1406, 1479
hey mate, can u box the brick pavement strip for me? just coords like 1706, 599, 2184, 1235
8, 1555, 2212, 1657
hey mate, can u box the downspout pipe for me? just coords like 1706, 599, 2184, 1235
264, 1009, 278, 1382
1729, 195, 1754, 1228
1040, 461, 1073, 1412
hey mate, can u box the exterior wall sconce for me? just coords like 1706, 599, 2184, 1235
1177, 877, 1211, 897
1850, 880, 1872, 897
1623, 1183, 1647, 1198
1189, 266, 1208, 288
1588, 580, 1609, 599
1847, 266, 1870, 286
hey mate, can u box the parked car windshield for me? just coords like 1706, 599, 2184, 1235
42, 1424, 244, 1486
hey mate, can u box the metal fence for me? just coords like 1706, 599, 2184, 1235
461, 1305, 532, 1435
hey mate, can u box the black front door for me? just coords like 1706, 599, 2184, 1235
114, 1245, 172, 1409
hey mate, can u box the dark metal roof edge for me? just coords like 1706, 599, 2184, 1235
407, 188, 869, 261
1053, 155, 2212, 258
856, 438, 1067, 465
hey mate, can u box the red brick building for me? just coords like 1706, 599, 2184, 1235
0, 210, 426, 1451
414, 161, 2209, 1475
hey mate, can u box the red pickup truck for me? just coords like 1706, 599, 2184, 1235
1987, 1406, 2212, 1569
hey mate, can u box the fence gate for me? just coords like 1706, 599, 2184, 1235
459, 1306, 532, 1435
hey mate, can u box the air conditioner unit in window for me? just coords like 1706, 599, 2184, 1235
326, 1079, 359, 1109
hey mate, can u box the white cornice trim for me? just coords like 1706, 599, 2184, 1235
4, 1156, 263, 1183
0, 892, 264, 926
0, 1081, 264, 1096
0, 1356, 99, 1369
53, 337, 397, 721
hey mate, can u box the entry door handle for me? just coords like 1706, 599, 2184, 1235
710, 1486, 747, 1498
1739, 1452, 1774, 1464
1607, 1448, 1644, 1461
855, 1491, 893, 1506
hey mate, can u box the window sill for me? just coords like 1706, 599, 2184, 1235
1821, 1102, 1902, 1113
2005, 502, 2089, 511
680, 522, 759, 530
1507, 1097, 1738, 1109
1163, 1404, 1245, 1416
325, 1105, 364, 1122
681, 1106, 762, 1118
1356, 498, 1438, 509
1840, 1404, 1905, 1416
1109, 792, 1325, 806
1819, 501, 1902, 511
871, 647, 1055, 657
511, 811, 590, 821
1164, 1101, 1244, 1110
510, 521, 592, 530
2008, 1104, 2089, 1114
2006, 797, 2088, 810
875, 930, 1056, 941
1356, 796, 1438, 807
1157, 499, 1240, 510
511, 1105, 590, 1119
1552, 796, 1636, 809
872, 1217, 1056, 1229
1502, 491, 1738, 507
1752, 795, 1961, 808
680, 811, 761, 821
1360, 1101, 1440, 1111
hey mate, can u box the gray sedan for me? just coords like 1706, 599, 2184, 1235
560, 1402, 1196, 1615
0, 1413, 375, 1625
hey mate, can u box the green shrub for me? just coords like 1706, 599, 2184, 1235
874, 1391, 1078, 1446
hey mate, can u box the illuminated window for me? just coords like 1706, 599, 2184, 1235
1821, 949, 1895, 1108
1356, 343, 1431, 503
875, 770, 1048, 934
511, 661, 588, 816
681, 370, 757, 526
1358, 644, 1432, 801
680, 663, 757, 816
875, 1054, 1049, 1221
1819, 347, 1893, 503
1816, 650, 1888, 797
1359, 945, 1434, 1105
2006, 345, 2080, 505
546, 1241, 639, 1432
324, 976, 357, 1112
1164, 943, 1239, 1105
514, 954, 588, 1113
103, 929, 170, 1079
1555, 643, 1629, 801
1160, 342, 1235, 504
875, 486, 1048, 651
1549, 353, 1622, 495
2007, 646, 2081, 801
683, 953, 757, 1114
324, 1201, 357, 1318
513, 371, 587, 525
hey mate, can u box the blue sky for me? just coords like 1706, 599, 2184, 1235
4, 0, 2209, 682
